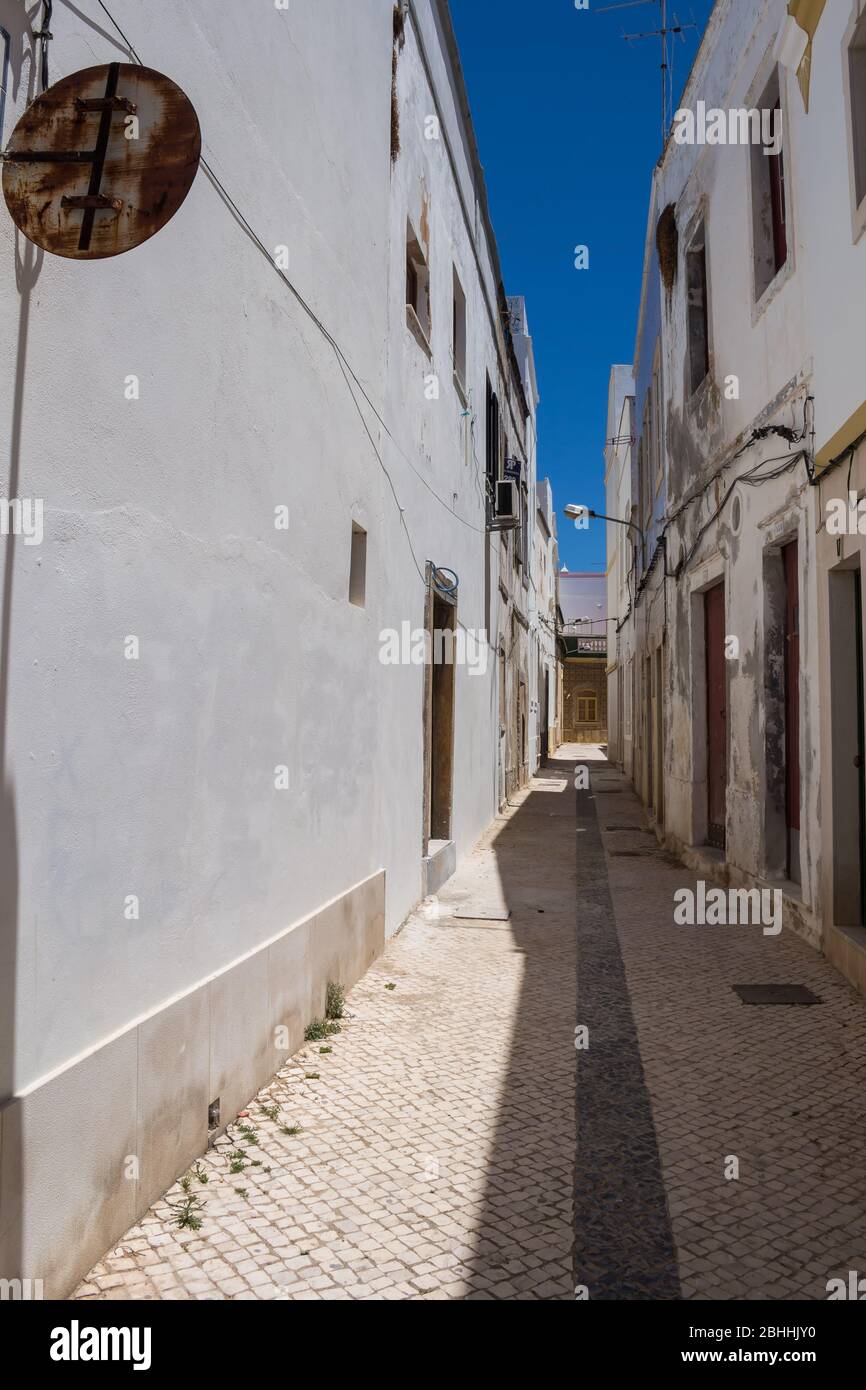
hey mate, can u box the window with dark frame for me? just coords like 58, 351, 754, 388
751, 74, 789, 300
485, 376, 500, 514
767, 99, 788, 272
452, 267, 467, 389
642, 394, 653, 526
406, 251, 418, 313
349, 522, 367, 607
686, 220, 710, 395
651, 352, 662, 491
405, 220, 430, 343
850, 10, 866, 209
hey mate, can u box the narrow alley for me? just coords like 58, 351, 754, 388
74, 748, 866, 1302
4, 0, 866, 1342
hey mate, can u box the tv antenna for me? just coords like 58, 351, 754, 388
597, 0, 697, 150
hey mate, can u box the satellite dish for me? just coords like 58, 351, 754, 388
2, 63, 201, 259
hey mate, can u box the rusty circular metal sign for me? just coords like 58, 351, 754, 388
2, 63, 201, 259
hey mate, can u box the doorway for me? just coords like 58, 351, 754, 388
704, 581, 727, 848
829, 565, 866, 925
782, 540, 800, 882
645, 655, 654, 811
426, 592, 456, 848
655, 643, 665, 826
516, 675, 527, 790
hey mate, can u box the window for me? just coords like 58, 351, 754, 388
349, 522, 367, 607
849, 9, 866, 210
576, 693, 598, 724
768, 101, 788, 268
485, 376, 500, 512
452, 267, 467, 391
641, 395, 653, 528
651, 350, 663, 492
686, 219, 710, 395
406, 221, 430, 349
636, 389, 655, 566
751, 74, 788, 300
500, 434, 510, 546
513, 480, 527, 574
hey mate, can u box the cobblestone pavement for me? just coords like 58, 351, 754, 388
74, 748, 866, 1300
595, 764, 866, 1301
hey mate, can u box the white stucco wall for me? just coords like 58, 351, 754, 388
0, 0, 535, 1157
796, 0, 866, 993
795, 0, 866, 461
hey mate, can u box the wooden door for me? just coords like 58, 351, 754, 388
783, 540, 800, 880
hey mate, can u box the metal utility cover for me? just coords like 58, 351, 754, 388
733, 984, 822, 1005
2, 63, 200, 259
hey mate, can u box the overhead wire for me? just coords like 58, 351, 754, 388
92, 2, 564, 665
35, 0, 53, 91
94, 0, 502, 567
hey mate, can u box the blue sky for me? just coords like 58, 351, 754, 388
450, 0, 714, 571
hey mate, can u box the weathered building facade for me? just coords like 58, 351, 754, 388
606, 0, 866, 994
804, 0, 866, 993
532, 476, 561, 764
604, 365, 635, 775
0, 0, 544, 1294
506, 296, 559, 776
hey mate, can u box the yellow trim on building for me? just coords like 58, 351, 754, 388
815, 398, 866, 472
788, 0, 827, 113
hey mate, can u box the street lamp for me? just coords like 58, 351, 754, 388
563, 504, 644, 544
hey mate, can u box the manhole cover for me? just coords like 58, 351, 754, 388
733, 984, 822, 1006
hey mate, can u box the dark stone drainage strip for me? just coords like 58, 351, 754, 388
573, 783, 681, 1300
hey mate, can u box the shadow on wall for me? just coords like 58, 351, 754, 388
0, 0, 41, 1287
458, 746, 680, 1300
0, 0, 140, 1288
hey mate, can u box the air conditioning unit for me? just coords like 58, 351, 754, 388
495, 479, 518, 524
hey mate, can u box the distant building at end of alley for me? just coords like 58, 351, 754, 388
558, 571, 608, 744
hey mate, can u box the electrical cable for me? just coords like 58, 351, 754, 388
96, 0, 139, 61
92, 1, 553, 662
674, 450, 806, 577
94, 1, 502, 547
34, 0, 52, 91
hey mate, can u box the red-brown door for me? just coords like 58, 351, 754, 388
705, 583, 727, 848
783, 540, 800, 881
